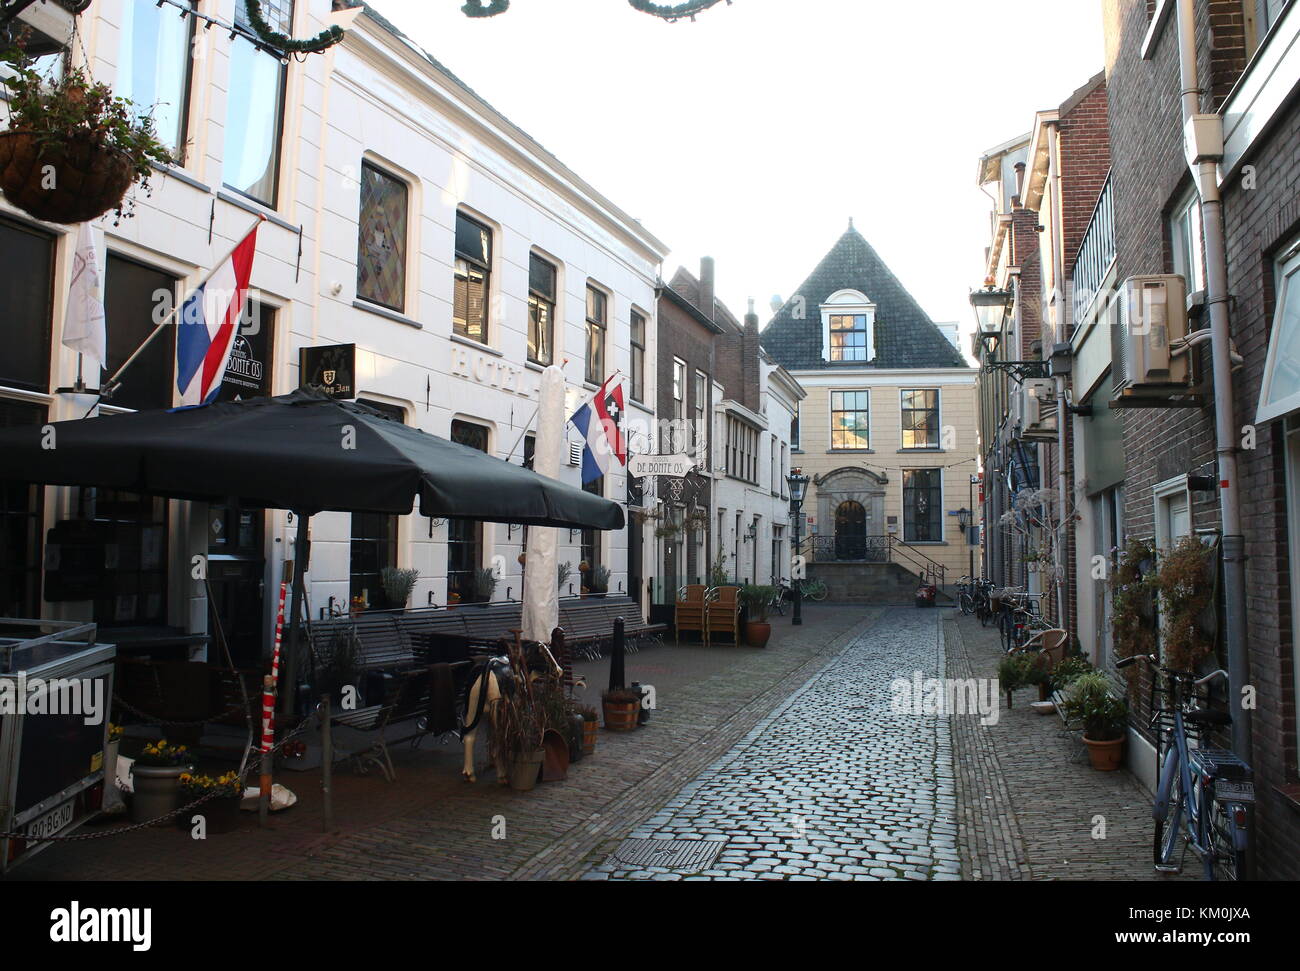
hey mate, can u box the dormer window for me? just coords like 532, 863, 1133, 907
821, 289, 876, 363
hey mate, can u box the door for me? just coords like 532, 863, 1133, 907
208, 499, 265, 668
835, 501, 866, 560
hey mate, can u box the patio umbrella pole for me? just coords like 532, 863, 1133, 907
280, 512, 311, 718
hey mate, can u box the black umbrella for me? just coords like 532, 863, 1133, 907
0, 389, 623, 529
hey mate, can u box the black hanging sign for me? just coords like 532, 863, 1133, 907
299, 343, 356, 399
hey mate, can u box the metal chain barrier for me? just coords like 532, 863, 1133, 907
111, 693, 247, 728
0, 701, 323, 841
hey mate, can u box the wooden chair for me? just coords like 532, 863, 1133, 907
675, 584, 708, 645
706, 585, 741, 646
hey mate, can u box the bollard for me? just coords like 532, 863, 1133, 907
259, 674, 274, 827
321, 693, 333, 833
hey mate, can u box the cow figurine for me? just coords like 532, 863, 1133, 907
460, 637, 564, 783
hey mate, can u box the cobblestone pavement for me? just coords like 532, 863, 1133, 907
584, 607, 960, 881
9, 604, 879, 881
947, 613, 1192, 881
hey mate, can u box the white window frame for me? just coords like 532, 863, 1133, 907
899, 387, 943, 450
1256, 238, 1300, 423
1171, 187, 1205, 295
829, 388, 871, 451
1152, 474, 1193, 552
1284, 415, 1300, 758
820, 289, 876, 363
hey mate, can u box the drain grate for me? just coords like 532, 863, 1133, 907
611, 838, 725, 871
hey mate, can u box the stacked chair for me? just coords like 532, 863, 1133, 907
705, 585, 741, 646
674, 584, 708, 645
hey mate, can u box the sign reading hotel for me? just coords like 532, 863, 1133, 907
450, 344, 532, 398
627, 453, 694, 478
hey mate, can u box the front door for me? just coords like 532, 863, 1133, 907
208, 500, 265, 668
835, 501, 866, 561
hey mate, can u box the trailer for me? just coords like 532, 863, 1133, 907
0, 619, 116, 873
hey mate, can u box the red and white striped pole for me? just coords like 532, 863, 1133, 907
260, 562, 292, 824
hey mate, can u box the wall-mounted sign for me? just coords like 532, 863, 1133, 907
628, 453, 694, 479
449, 345, 532, 398
300, 343, 356, 399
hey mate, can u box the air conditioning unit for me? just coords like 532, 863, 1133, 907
1021, 378, 1058, 441
1117, 275, 1190, 392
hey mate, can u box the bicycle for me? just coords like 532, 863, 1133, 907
1117, 653, 1253, 880
795, 577, 829, 602
995, 591, 1049, 653
770, 580, 787, 617
957, 576, 977, 615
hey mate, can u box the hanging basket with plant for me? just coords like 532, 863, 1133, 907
1155, 535, 1218, 673
0, 40, 173, 224
1110, 537, 1158, 674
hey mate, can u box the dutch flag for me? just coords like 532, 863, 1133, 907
569, 373, 626, 484
175, 222, 261, 406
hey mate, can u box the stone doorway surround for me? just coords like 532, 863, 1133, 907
813, 466, 888, 549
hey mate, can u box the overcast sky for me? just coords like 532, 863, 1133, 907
373, 0, 1106, 358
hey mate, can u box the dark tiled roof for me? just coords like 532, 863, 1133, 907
760, 226, 966, 370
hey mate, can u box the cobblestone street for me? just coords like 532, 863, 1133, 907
584, 607, 958, 880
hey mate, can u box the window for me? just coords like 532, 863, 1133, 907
771, 525, 784, 585
903, 468, 943, 542
78, 489, 168, 626
581, 475, 603, 591
1258, 0, 1289, 35
225, 0, 292, 205
901, 389, 940, 449
116, 0, 195, 159
1256, 239, 1300, 423
586, 285, 607, 384
454, 213, 492, 343
829, 314, 870, 362
725, 415, 758, 483
830, 390, 870, 450
448, 420, 489, 602
790, 402, 800, 450
351, 401, 404, 606
103, 255, 176, 411
356, 162, 408, 312
0, 217, 54, 393
0, 400, 46, 618
1171, 188, 1205, 294
694, 370, 708, 463
528, 254, 557, 366
630, 310, 646, 401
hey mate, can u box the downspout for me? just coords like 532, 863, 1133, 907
1046, 121, 1071, 633
1175, 0, 1251, 763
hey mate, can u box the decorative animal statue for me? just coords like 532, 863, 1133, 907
460, 637, 563, 783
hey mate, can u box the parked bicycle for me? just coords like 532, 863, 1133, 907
957, 576, 994, 619
774, 576, 829, 606
993, 589, 1050, 653
1117, 653, 1252, 880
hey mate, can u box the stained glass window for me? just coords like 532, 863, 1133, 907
356, 162, 408, 312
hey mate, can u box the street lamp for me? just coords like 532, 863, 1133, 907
786, 468, 811, 626
969, 279, 1013, 357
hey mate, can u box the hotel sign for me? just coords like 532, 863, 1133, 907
627, 453, 694, 478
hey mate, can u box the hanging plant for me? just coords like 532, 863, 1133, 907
0, 39, 173, 224
1155, 535, 1217, 673
1110, 536, 1157, 677
242, 0, 344, 54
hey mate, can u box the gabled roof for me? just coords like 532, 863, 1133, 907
760, 225, 967, 371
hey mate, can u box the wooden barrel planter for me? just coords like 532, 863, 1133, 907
582, 716, 598, 753
602, 692, 640, 732
0, 130, 136, 225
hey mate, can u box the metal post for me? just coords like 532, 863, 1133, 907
280, 512, 311, 717
792, 503, 804, 626
320, 693, 333, 833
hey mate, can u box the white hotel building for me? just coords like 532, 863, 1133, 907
0, 0, 667, 666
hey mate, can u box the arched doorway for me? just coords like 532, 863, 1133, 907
835, 500, 866, 560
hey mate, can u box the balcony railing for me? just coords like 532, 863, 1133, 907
1071, 171, 1115, 330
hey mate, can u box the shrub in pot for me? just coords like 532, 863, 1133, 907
738, 584, 775, 647
128, 740, 195, 824
0, 46, 173, 225
380, 566, 420, 609
488, 642, 549, 790
1063, 671, 1129, 770
176, 771, 243, 833
996, 653, 1035, 707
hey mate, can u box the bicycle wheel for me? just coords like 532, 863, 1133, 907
978, 599, 992, 626
1207, 799, 1247, 881
1154, 764, 1186, 872
959, 592, 975, 615
808, 581, 829, 602
998, 612, 1014, 653
771, 594, 785, 616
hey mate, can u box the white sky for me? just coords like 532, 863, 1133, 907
372, 0, 1105, 358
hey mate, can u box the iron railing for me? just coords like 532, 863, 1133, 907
1071, 171, 1115, 330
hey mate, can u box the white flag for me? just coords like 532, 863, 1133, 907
63, 222, 106, 371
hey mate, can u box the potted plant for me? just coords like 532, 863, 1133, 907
473, 567, 498, 603
557, 561, 573, 593
317, 626, 361, 708
1063, 671, 1129, 770
601, 688, 640, 732
176, 771, 243, 833
996, 653, 1035, 708
1024, 656, 1053, 702
738, 584, 775, 647
489, 643, 548, 791
380, 566, 420, 609
578, 705, 599, 754
128, 740, 195, 824
0, 45, 173, 225
590, 564, 611, 596
1050, 654, 1092, 693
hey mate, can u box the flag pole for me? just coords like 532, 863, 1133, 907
94, 214, 266, 406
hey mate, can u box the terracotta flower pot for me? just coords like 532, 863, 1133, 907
0, 130, 136, 225
745, 621, 772, 648
1082, 735, 1125, 771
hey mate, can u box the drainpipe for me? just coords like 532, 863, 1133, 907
1175, 0, 1251, 763
1046, 121, 1071, 634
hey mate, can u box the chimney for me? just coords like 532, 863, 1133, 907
699, 256, 715, 321
1013, 161, 1026, 199
745, 297, 758, 333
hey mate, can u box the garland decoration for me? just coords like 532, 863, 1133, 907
462, 0, 510, 15
628, 0, 730, 20
243, 0, 344, 54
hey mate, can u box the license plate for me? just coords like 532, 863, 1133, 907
1214, 779, 1255, 804
25, 800, 74, 842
